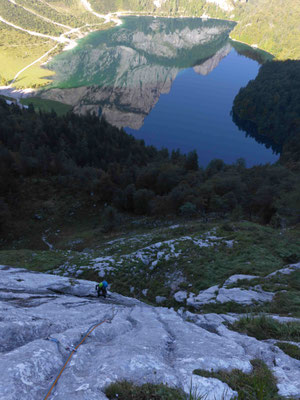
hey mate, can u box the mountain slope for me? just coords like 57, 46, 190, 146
231, 0, 300, 59
0, 0, 105, 87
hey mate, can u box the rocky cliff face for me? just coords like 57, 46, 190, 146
1, 264, 300, 400
40, 18, 234, 129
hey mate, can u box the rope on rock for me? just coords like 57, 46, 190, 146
43, 306, 116, 400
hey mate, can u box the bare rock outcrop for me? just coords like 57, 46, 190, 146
0, 265, 299, 399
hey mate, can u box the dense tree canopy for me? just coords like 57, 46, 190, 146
232, 60, 300, 166
0, 98, 299, 238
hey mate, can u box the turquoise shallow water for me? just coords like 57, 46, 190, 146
46, 16, 278, 167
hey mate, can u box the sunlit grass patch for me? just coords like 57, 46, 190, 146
13, 63, 56, 89
0, 45, 54, 85
0, 21, 54, 83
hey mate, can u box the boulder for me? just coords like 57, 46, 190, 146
174, 290, 188, 302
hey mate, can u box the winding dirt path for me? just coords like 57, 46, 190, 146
0, 15, 66, 41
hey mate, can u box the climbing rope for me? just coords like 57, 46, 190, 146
46, 337, 77, 353
43, 306, 117, 400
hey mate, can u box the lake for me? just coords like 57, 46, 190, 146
42, 16, 278, 167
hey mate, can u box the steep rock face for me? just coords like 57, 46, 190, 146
0, 265, 300, 399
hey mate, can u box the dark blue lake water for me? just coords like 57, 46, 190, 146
126, 47, 277, 166
46, 16, 278, 167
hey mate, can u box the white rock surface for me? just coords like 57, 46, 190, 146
216, 287, 274, 305
0, 266, 299, 399
187, 285, 219, 307
179, 274, 274, 308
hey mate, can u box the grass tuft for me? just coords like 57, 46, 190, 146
193, 359, 284, 400
229, 315, 300, 342
105, 380, 207, 400
276, 342, 300, 360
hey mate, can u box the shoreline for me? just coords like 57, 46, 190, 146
229, 36, 259, 50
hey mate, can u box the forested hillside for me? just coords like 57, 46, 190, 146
232, 60, 300, 165
0, 1, 65, 36
89, 0, 226, 18
1, 99, 299, 242
13, 0, 100, 28
231, 0, 300, 59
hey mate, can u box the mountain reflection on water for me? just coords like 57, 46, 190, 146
42, 17, 236, 129
40, 16, 277, 166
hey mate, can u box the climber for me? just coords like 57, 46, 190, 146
96, 280, 108, 298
